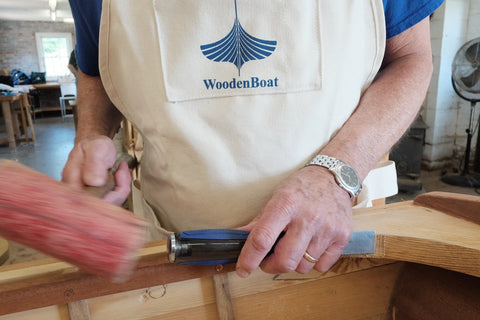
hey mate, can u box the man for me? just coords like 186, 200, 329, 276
64, 0, 444, 278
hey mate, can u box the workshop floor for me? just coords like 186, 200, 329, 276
0, 116, 479, 265
0, 116, 75, 181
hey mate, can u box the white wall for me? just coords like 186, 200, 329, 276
422, 0, 480, 170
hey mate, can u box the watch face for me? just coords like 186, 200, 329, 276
339, 165, 360, 187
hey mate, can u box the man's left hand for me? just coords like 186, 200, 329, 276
236, 165, 354, 277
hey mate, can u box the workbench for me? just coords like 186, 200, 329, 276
30, 83, 62, 115
0, 192, 478, 320
0, 94, 35, 150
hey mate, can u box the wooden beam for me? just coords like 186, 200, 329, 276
212, 273, 235, 320
0, 242, 235, 316
67, 300, 91, 320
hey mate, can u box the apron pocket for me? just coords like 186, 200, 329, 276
153, 0, 323, 102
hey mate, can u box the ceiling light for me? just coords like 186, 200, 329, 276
48, 0, 57, 11
48, 0, 57, 21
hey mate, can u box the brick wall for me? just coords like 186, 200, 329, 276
0, 20, 75, 75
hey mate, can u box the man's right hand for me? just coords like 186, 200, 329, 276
62, 135, 131, 206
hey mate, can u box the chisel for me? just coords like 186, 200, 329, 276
167, 229, 376, 265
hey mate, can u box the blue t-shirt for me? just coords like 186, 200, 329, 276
69, 0, 444, 76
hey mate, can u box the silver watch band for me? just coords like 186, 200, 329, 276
306, 155, 343, 169
305, 155, 362, 199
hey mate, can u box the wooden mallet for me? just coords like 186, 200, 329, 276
0, 160, 147, 282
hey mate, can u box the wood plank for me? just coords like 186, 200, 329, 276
0, 243, 166, 285
85, 262, 402, 320
232, 263, 402, 320
0, 305, 69, 320
67, 300, 91, 320
32, 84, 61, 89
353, 197, 480, 277
20, 93, 35, 142
87, 276, 218, 320
413, 191, 480, 225
84, 260, 400, 320
227, 258, 394, 298
0, 252, 235, 316
0, 259, 395, 320
157, 302, 220, 320
0, 95, 22, 102
391, 264, 480, 320
1, 100, 17, 149
33, 106, 71, 114
14, 99, 28, 142
212, 273, 235, 320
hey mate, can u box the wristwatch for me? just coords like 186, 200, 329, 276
306, 155, 362, 200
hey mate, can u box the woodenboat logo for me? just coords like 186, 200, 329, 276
200, 0, 279, 90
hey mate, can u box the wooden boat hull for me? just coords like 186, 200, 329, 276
0, 192, 479, 319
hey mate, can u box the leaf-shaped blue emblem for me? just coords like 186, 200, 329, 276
200, 0, 277, 75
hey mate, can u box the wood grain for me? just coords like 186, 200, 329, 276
0, 244, 235, 316
82, 261, 400, 320
69, 260, 399, 320
353, 197, 480, 277
212, 273, 235, 320
391, 264, 480, 320
67, 300, 91, 320
413, 191, 480, 225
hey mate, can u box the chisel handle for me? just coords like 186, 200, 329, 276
168, 229, 376, 265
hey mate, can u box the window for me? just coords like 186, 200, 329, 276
35, 32, 73, 81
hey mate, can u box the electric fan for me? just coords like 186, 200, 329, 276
442, 37, 480, 187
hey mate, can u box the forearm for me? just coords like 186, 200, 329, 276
321, 18, 433, 179
237, 18, 437, 278
63, 70, 129, 200
75, 70, 124, 142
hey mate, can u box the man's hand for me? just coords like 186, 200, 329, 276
62, 135, 131, 206
235, 18, 435, 277
235, 165, 353, 277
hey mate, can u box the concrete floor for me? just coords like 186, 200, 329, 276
0, 116, 75, 181
0, 116, 479, 265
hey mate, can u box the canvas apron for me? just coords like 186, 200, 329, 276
99, 0, 396, 240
